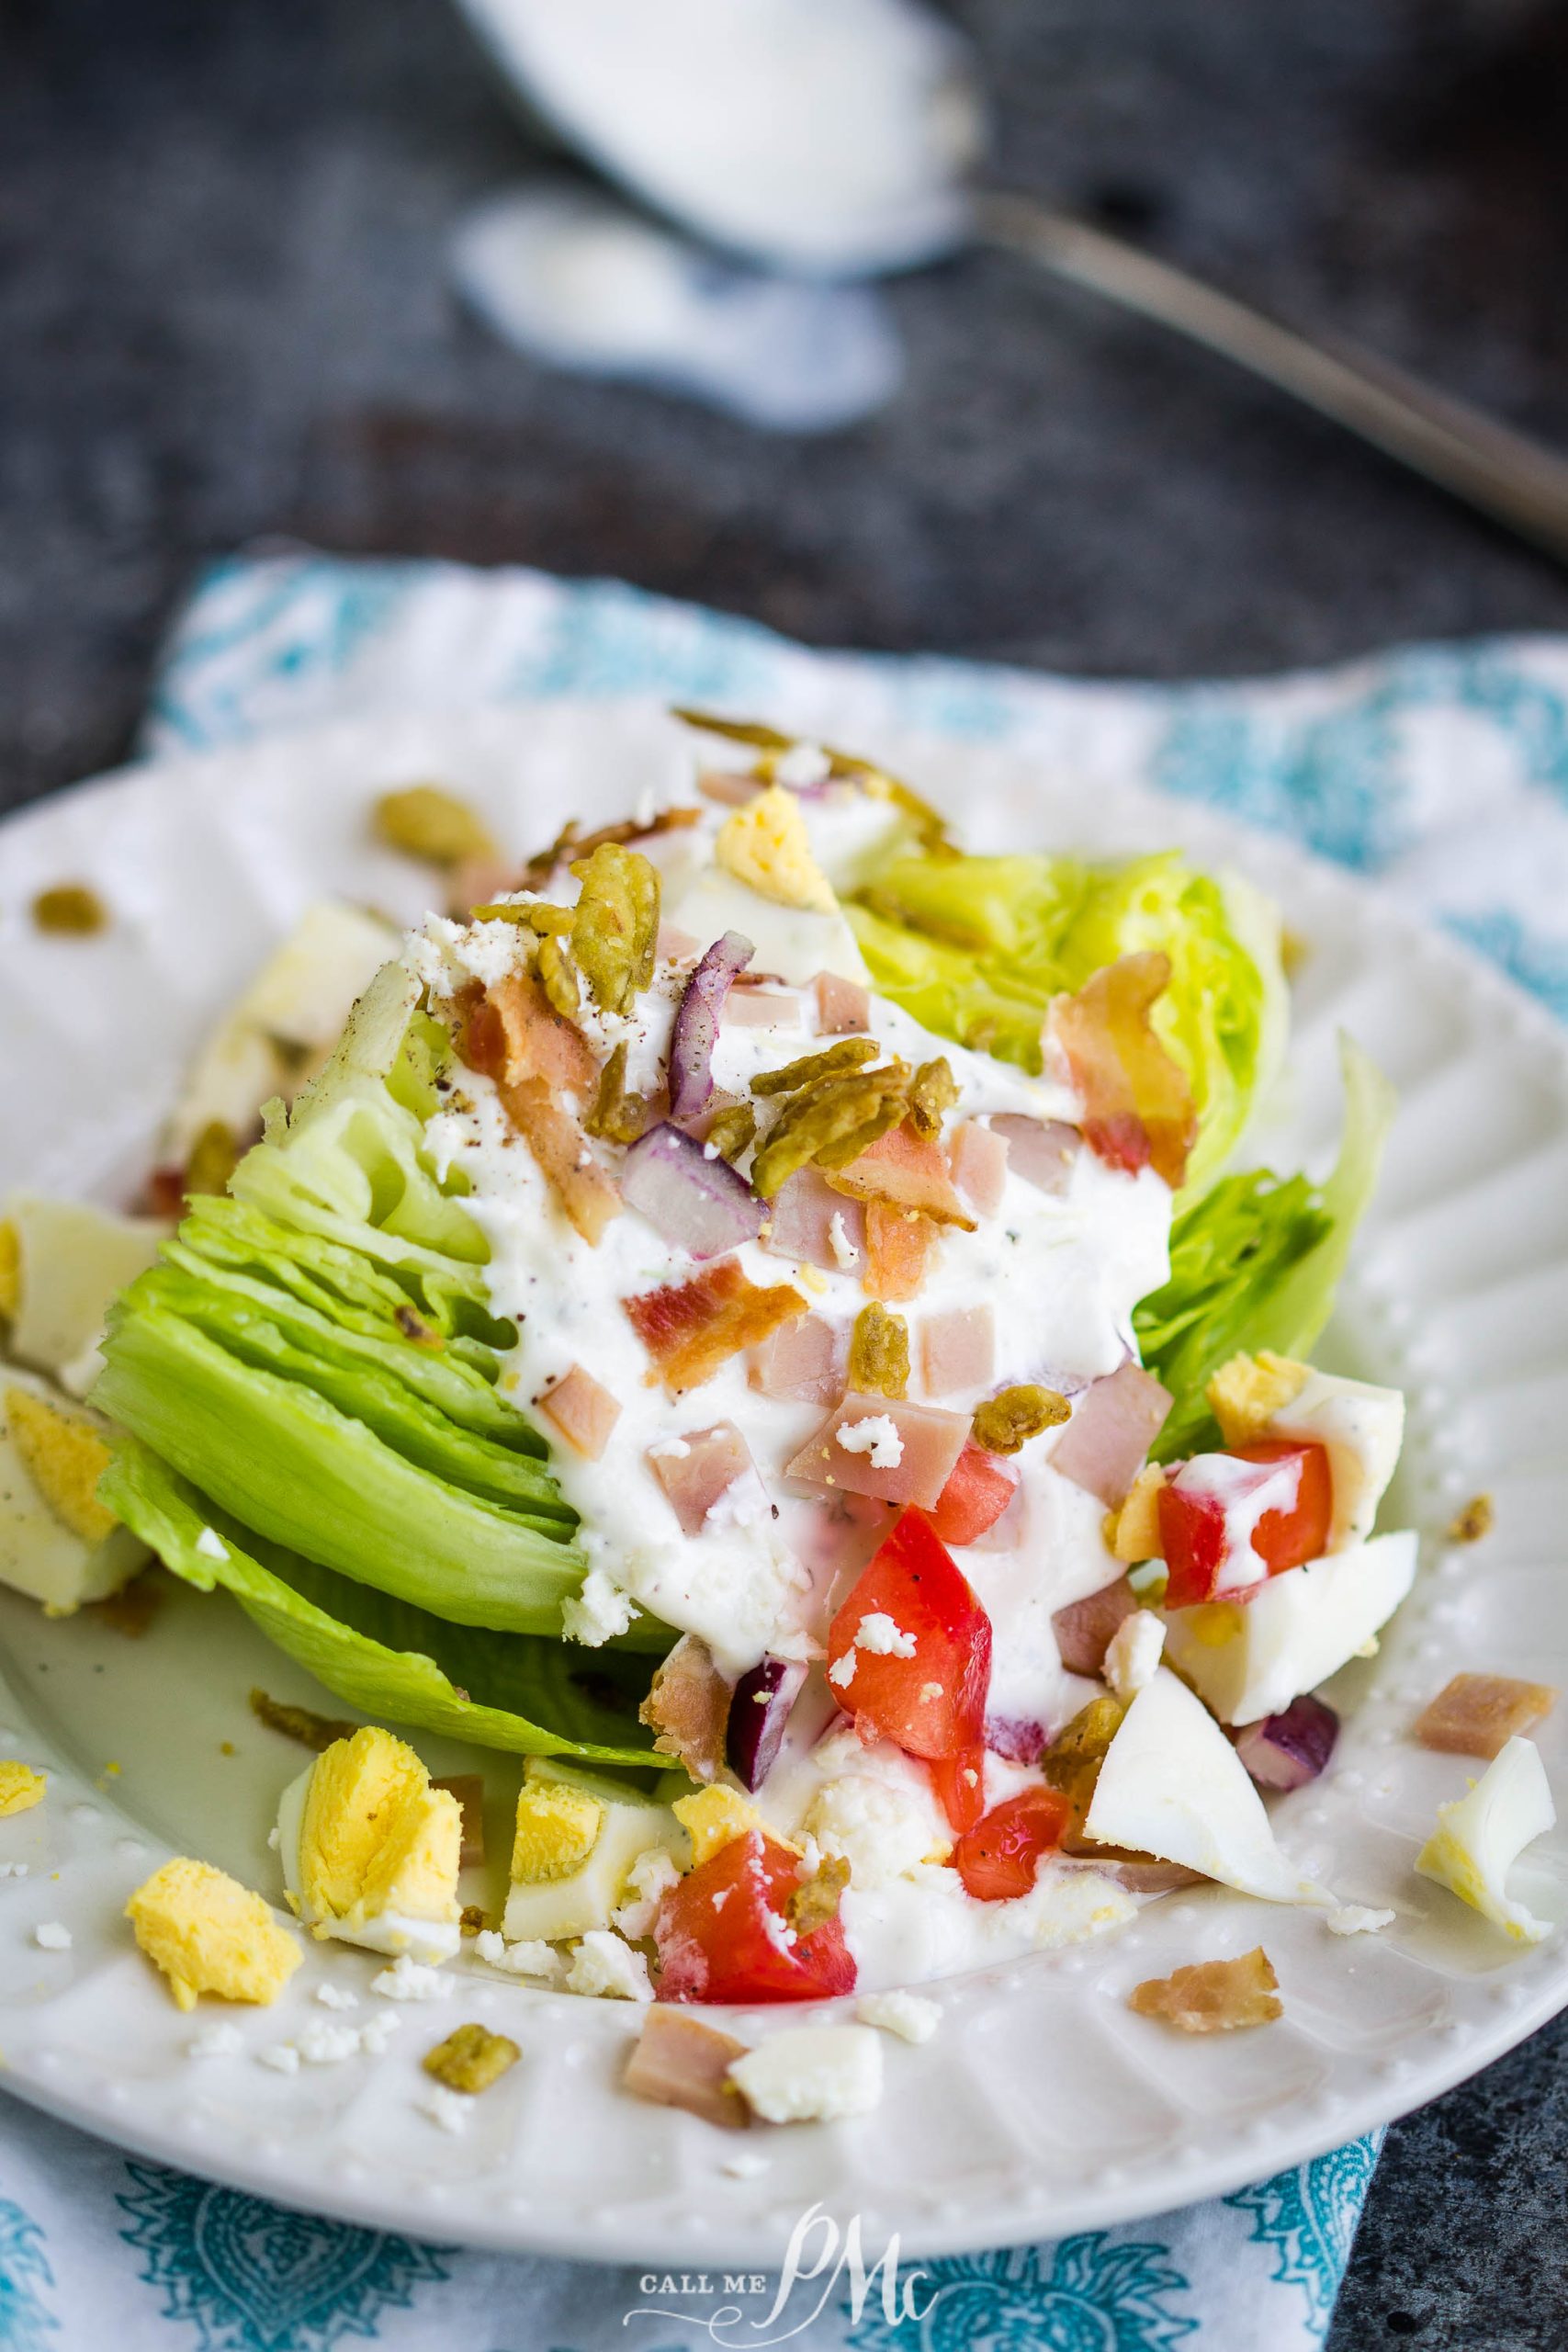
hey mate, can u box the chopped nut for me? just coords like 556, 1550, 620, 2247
374, 785, 499, 867
847, 1303, 909, 1401
972, 1385, 1071, 1456
31, 883, 107, 935
1129, 1947, 1281, 2033
185, 1119, 240, 1199
422, 2021, 520, 2095
906, 1057, 958, 1140
785, 1853, 850, 1936
249, 1688, 358, 1753
1042, 1695, 1125, 1820
1413, 1672, 1556, 1759
1446, 1494, 1495, 1544
536, 933, 580, 1018
750, 1065, 909, 1200
459, 1904, 488, 1935
570, 843, 660, 1013
583, 1041, 649, 1146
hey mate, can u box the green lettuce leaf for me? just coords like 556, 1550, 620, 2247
103, 1440, 660, 1767
1134, 1036, 1394, 1457
850, 850, 1287, 1195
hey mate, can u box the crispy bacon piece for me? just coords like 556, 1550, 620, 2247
1128, 1948, 1281, 2033
648, 1422, 759, 1536
1052, 1575, 1140, 1676
948, 1120, 1008, 1216
1413, 1673, 1557, 1760
919, 1305, 996, 1397
626, 1261, 807, 1395
1050, 952, 1196, 1191
863, 1204, 941, 1304
624, 2007, 750, 2129
639, 1634, 730, 1780
456, 976, 621, 1244
537, 1363, 621, 1460
829, 1124, 975, 1228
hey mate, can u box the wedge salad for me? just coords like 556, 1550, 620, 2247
1, 710, 1556, 2086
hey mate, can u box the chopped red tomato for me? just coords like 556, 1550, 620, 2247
827, 1510, 992, 1763
952, 1786, 1071, 1901
1160, 1440, 1333, 1609
921, 1442, 1019, 1547
930, 1743, 988, 1835
652, 1831, 855, 2005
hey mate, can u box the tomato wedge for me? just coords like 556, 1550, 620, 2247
1160, 1439, 1333, 1609
952, 1786, 1071, 1901
930, 1743, 988, 1836
921, 1442, 1020, 1547
652, 1831, 856, 2005
827, 1509, 992, 1763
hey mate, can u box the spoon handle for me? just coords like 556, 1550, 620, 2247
978, 190, 1568, 568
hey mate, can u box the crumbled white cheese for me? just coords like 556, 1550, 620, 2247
421, 2086, 471, 2135
1325, 1905, 1397, 1937
315, 1981, 359, 2009
195, 1527, 228, 1562
187, 2023, 243, 2059
358, 2011, 401, 2056
836, 1415, 903, 1470
646, 1436, 691, 1460
728, 2024, 885, 2123
266, 1826, 281, 1851
827, 1650, 857, 1690
258, 2044, 301, 2075
296, 2021, 365, 2065
371, 1953, 456, 2002
1104, 1609, 1165, 1701
721, 2149, 773, 2179
804, 1776, 942, 1892
613, 1847, 682, 1940
853, 1611, 916, 1659
561, 1566, 636, 1648
855, 1989, 941, 2044
773, 741, 832, 789
33, 1921, 71, 1951
564, 1928, 653, 2003
473, 1929, 563, 1980
828, 1211, 860, 1270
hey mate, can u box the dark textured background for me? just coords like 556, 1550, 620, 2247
4, 0, 1568, 2336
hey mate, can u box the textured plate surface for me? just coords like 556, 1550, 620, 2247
0, 701, 1564, 2264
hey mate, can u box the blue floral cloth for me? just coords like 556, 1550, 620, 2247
15, 546, 1568, 2350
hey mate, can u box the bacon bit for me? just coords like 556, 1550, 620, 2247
863, 1203, 941, 1304
1050, 1362, 1172, 1507
648, 1423, 759, 1536
1412, 1673, 1557, 1760
828, 1124, 975, 1229
1052, 1576, 1139, 1676
639, 1634, 731, 1780
813, 972, 872, 1035
761, 1169, 865, 1272
537, 1363, 621, 1460
625, 2006, 750, 2128
785, 1390, 969, 1510
395, 1304, 445, 1351
1446, 1493, 1495, 1544
432, 1774, 486, 1868
749, 1314, 849, 1405
919, 1305, 995, 1398
1128, 1948, 1281, 2033
508, 1079, 624, 1244
626, 1261, 807, 1395
455, 976, 621, 1244
948, 1120, 1008, 1217
88, 1575, 161, 1638
248, 1688, 357, 1752
1050, 952, 1196, 1191
988, 1114, 1079, 1196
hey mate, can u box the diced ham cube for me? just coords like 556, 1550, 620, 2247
1413, 1673, 1558, 1759
761, 1170, 865, 1272
626, 1261, 807, 1395
537, 1363, 621, 1460
648, 1422, 759, 1537
1050, 1362, 1173, 1507
785, 1390, 969, 1510
624, 2006, 750, 2129
919, 1305, 996, 1397
432, 1774, 485, 1868
723, 988, 803, 1029
1051, 1575, 1139, 1675
749, 1315, 849, 1404
658, 925, 701, 963
697, 769, 762, 808
988, 1114, 1080, 1195
949, 1120, 1008, 1217
813, 971, 872, 1035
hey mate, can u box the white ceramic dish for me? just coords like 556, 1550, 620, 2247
1, 701, 1565, 2264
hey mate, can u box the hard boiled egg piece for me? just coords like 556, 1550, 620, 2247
1163, 1529, 1418, 1726
1416, 1736, 1556, 1945
502, 1757, 684, 1942
1267, 1367, 1404, 1551
278, 1725, 462, 1963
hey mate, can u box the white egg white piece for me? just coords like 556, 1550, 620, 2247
276, 1768, 461, 1966
1163, 1529, 1418, 1726
1416, 1736, 1557, 1945
1084, 1669, 1327, 1905
1267, 1367, 1404, 1552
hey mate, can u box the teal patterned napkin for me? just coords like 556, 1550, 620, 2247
18, 547, 1568, 2351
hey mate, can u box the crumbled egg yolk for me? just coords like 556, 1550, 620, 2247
127, 1857, 302, 2010
1206, 1351, 1309, 1447
714, 786, 838, 913
672, 1782, 779, 1867
0, 1760, 45, 1817
297, 1727, 461, 1936
1109, 1463, 1166, 1564
510, 1781, 605, 1885
4, 1387, 117, 1544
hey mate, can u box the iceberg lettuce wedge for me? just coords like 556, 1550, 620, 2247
103, 1442, 660, 1767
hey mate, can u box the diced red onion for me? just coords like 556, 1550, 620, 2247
985, 1715, 1047, 1765
726, 1656, 808, 1791
1050, 1362, 1173, 1506
669, 931, 753, 1123
990, 1114, 1080, 1196
621, 1122, 764, 1260
1052, 1575, 1139, 1675
1235, 1693, 1339, 1792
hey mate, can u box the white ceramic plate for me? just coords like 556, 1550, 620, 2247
2, 701, 1566, 2265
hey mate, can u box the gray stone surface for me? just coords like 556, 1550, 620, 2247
3, 0, 1568, 2335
